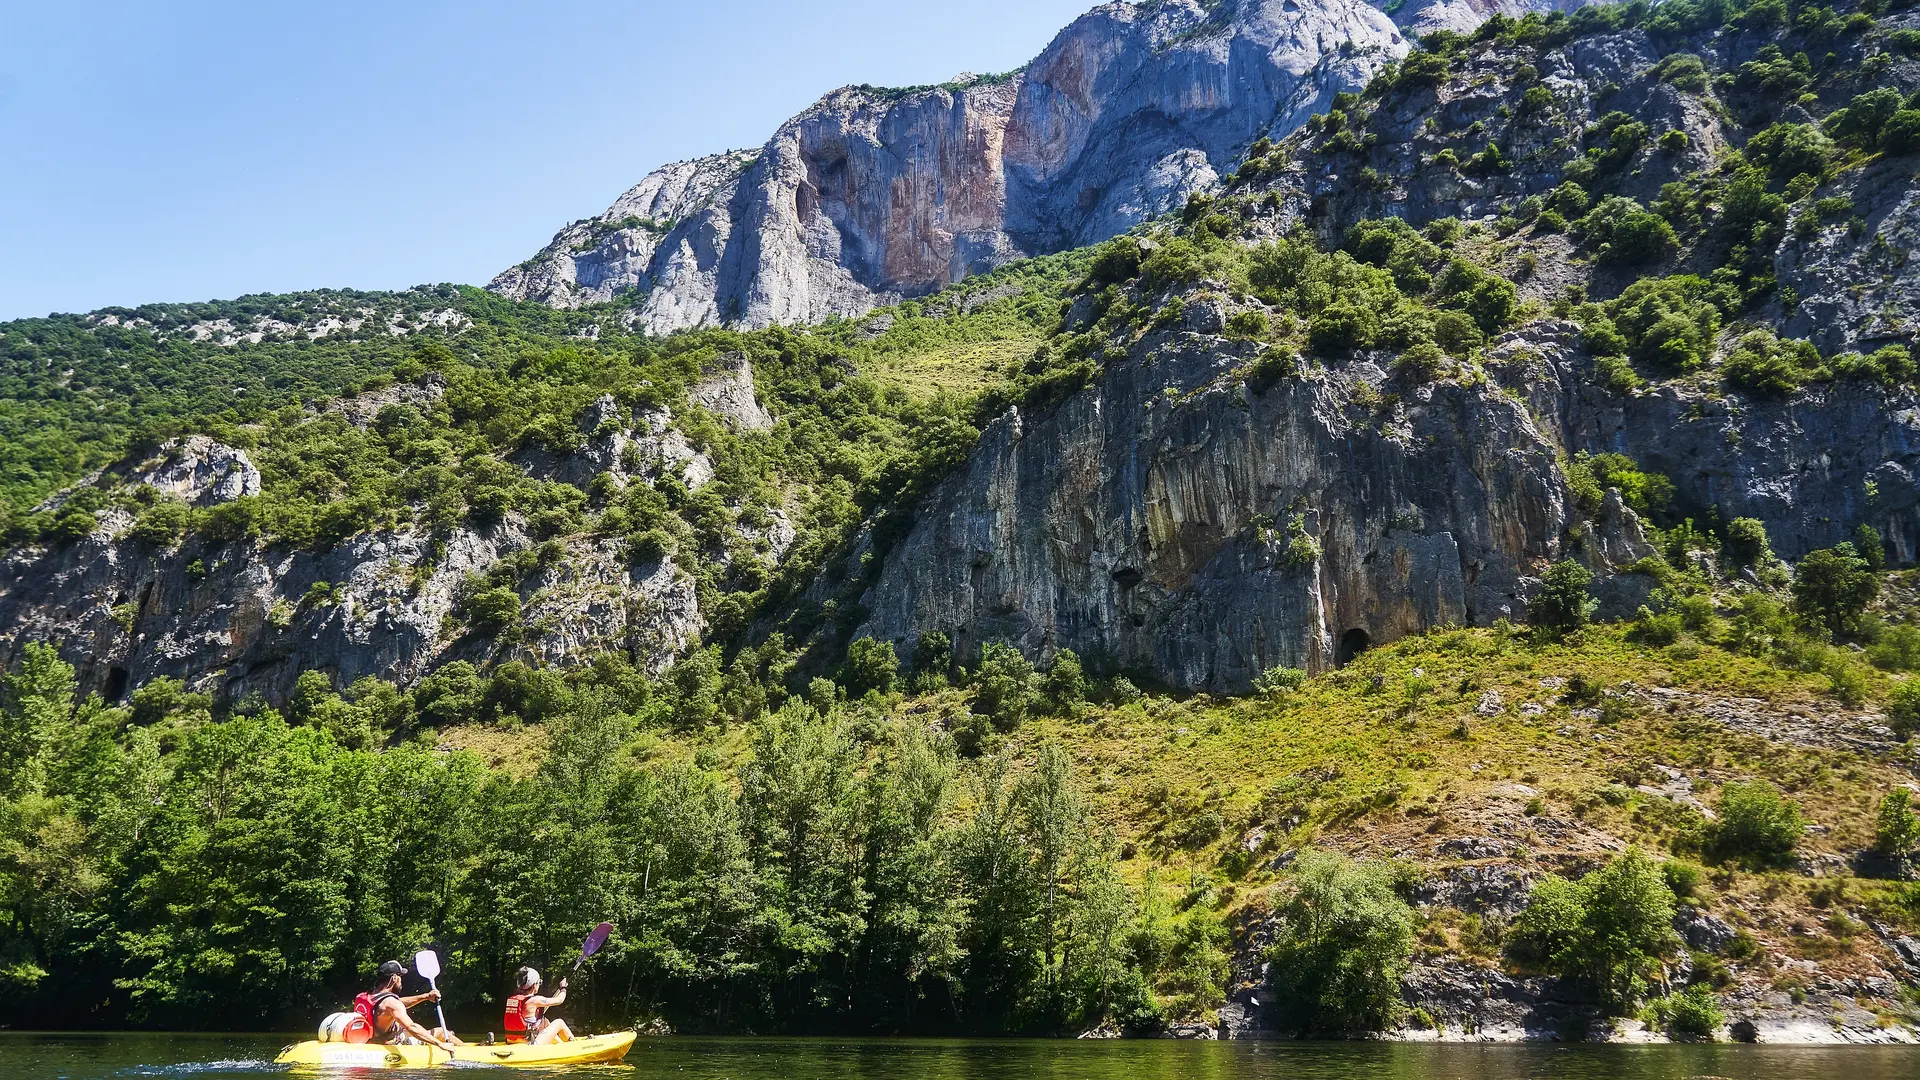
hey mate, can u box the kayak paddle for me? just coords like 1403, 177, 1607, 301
413, 948, 450, 1036
569, 921, 614, 980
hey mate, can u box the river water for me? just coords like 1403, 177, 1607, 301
7, 1031, 1919, 1079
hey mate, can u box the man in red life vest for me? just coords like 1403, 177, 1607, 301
359, 960, 464, 1050
504, 967, 574, 1044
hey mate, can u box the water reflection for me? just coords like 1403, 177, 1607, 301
0, 1031, 1912, 1080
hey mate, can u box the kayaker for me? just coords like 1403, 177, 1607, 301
504, 966, 574, 1044
365, 959, 464, 1050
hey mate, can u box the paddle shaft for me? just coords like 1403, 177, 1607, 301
426, 973, 448, 1034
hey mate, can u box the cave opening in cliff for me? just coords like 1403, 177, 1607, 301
104, 666, 129, 701
1336, 628, 1371, 667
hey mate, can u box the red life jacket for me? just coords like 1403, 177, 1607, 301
503, 993, 539, 1043
354, 991, 401, 1042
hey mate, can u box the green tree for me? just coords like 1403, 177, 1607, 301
973, 643, 1036, 733
1790, 543, 1879, 638
0, 644, 74, 797
1875, 789, 1920, 877
1529, 560, 1597, 636
1265, 850, 1416, 1032
842, 636, 899, 698
1509, 848, 1678, 1011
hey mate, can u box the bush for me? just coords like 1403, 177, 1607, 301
1877, 789, 1920, 876
1265, 850, 1416, 1032
842, 636, 898, 697
1824, 88, 1904, 148
1646, 983, 1724, 1038
1790, 543, 1879, 638
458, 585, 521, 635
1722, 330, 1825, 397
1041, 648, 1087, 714
1578, 197, 1679, 266
130, 500, 191, 547
1508, 848, 1679, 1011
1254, 665, 1308, 698
1887, 680, 1920, 740
1724, 517, 1772, 566
972, 642, 1035, 732
1226, 309, 1270, 339
1882, 110, 1920, 155
1743, 123, 1834, 184
1652, 53, 1708, 92
1712, 780, 1804, 867
1529, 559, 1596, 636
1604, 277, 1724, 372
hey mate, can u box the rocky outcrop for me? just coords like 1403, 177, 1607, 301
491, 0, 1410, 331
854, 303, 1589, 691
852, 305, 1920, 691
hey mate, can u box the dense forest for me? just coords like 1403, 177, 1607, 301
2, 0, 1920, 1039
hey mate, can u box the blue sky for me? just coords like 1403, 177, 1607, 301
0, 0, 1096, 320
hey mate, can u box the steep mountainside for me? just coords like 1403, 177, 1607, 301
490, 0, 1409, 331
855, 3, 1920, 688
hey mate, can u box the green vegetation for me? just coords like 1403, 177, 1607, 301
1265, 850, 1416, 1032
1509, 848, 1680, 1011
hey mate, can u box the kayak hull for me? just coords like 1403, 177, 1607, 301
275, 1030, 636, 1067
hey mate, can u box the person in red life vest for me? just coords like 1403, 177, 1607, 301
359, 960, 464, 1050
503, 967, 574, 1044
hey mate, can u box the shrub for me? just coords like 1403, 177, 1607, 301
1041, 648, 1087, 714
1254, 665, 1308, 698
1712, 780, 1804, 867
1724, 517, 1771, 566
1743, 122, 1834, 184
1578, 197, 1679, 266
1605, 277, 1723, 372
1508, 848, 1679, 1011
842, 636, 898, 697
1265, 850, 1416, 1032
1658, 129, 1690, 152
1225, 309, 1270, 339
1722, 330, 1825, 397
1882, 110, 1920, 155
458, 585, 521, 634
1830, 344, 1916, 386
1433, 257, 1517, 332
1652, 53, 1708, 92
1824, 87, 1904, 148
1790, 543, 1879, 638
1583, 452, 1674, 516
1877, 789, 1920, 876
1529, 559, 1597, 636
972, 642, 1035, 732
1888, 681, 1920, 740
1646, 984, 1724, 1038
1549, 182, 1589, 217
130, 500, 190, 547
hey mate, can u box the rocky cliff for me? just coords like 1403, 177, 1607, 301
490, 0, 1409, 331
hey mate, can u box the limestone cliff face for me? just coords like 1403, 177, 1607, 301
490, 0, 1408, 331
0, 357, 788, 703
852, 308, 1920, 693
852, 308, 1583, 692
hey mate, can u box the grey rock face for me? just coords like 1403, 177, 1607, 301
854, 312, 1920, 692
688, 353, 774, 432
491, 0, 1409, 332
854, 313, 1577, 692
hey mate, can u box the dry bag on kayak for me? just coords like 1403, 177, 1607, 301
320, 1007, 373, 1043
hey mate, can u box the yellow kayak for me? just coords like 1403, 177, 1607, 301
275, 1030, 636, 1067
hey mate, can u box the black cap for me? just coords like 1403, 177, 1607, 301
377, 960, 408, 980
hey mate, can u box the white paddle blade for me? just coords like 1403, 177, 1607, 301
413, 949, 441, 981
